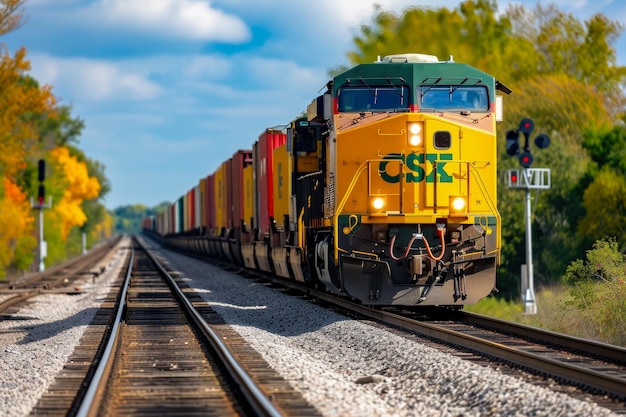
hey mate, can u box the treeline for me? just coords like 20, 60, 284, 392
0, 1, 111, 278
344, 0, 626, 300
111, 202, 170, 235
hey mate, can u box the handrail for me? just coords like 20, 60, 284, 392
332, 158, 501, 264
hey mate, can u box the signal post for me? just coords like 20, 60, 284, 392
31, 159, 50, 272
506, 119, 550, 314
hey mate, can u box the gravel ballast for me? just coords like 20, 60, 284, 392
0, 246, 127, 417
150, 242, 621, 417
0, 238, 621, 416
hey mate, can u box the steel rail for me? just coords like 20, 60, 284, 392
150, 234, 626, 403
267, 275, 626, 401
75, 246, 134, 417
460, 311, 626, 364
138, 237, 284, 417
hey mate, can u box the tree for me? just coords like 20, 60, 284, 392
0, 14, 112, 275
563, 238, 626, 345
575, 126, 626, 248
0, 51, 56, 178
0, 177, 34, 278
49, 146, 101, 240
0, 49, 57, 276
0, 0, 26, 36
505, 4, 626, 118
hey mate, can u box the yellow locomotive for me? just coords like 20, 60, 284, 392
146, 53, 511, 307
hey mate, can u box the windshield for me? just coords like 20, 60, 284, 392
419, 86, 488, 112
338, 86, 409, 112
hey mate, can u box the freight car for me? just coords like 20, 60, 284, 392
144, 53, 511, 307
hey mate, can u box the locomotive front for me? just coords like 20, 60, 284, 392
309, 53, 509, 306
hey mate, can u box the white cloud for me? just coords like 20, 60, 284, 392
87, 0, 251, 42
28, 55, 161, 102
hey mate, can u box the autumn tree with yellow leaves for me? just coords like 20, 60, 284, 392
0, 1, 111, 278
49, 146, 101, 239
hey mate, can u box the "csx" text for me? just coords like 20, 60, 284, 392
379, 153, 453, 183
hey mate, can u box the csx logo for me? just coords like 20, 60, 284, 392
379, 153, 453, 183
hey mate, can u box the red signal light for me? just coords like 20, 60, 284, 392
38, 184, 45, 206
511, 173, 518, 183
519, 118, 534, 135
519, 151, 533, 168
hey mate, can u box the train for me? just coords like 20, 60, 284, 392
143, 53, 511, 307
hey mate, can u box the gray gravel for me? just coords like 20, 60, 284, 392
0, 237, 620, 417
148, 241, 621, 417
0, 242, 128, 417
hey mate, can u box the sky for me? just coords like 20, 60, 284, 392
2, 0, 625, 210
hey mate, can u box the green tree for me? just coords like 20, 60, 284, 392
576, 126, 626, 248
113, 204, 151, 234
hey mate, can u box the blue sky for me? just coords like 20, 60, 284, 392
2, 0, 625, 209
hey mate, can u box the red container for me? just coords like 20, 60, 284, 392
230, 150, 253, 231
204, 173, 215, 235
188, 187, 195, 231
255, 128, 287, 235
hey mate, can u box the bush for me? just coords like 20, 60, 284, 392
561, 238, 626, 345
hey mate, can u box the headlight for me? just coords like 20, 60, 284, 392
409, 135, 422, 147
449, 196, 468, 217
407, 122, 423, 147
371, 196, 386, 214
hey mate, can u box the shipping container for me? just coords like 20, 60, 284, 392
198, 178, 206, 233
230, 150, 253, 232
213, 161, 228, 232
223, 158, 233, 233
176, 198, 183, 234
242, 163, 255, 233
204, 173, 215, 234
272, 143, 292, 231
194, 184, 201, 231
186, 188, 193, 232
255, 128, 287, 235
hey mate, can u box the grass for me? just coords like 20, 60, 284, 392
464, 285, 625, 347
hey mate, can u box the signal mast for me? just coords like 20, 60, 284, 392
31, 159, 50, 272
506, 119, 550, 314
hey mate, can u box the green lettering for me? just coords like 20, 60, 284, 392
405, 153, 425, 183
379, 152, 453, 184
379, 153, 403, 183
425, 153, 453, 183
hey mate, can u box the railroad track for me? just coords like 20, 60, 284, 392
158, 238, 626, 413
31, 236, 319, 417
0, 235, 123, 317
273, 277, 626, 412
